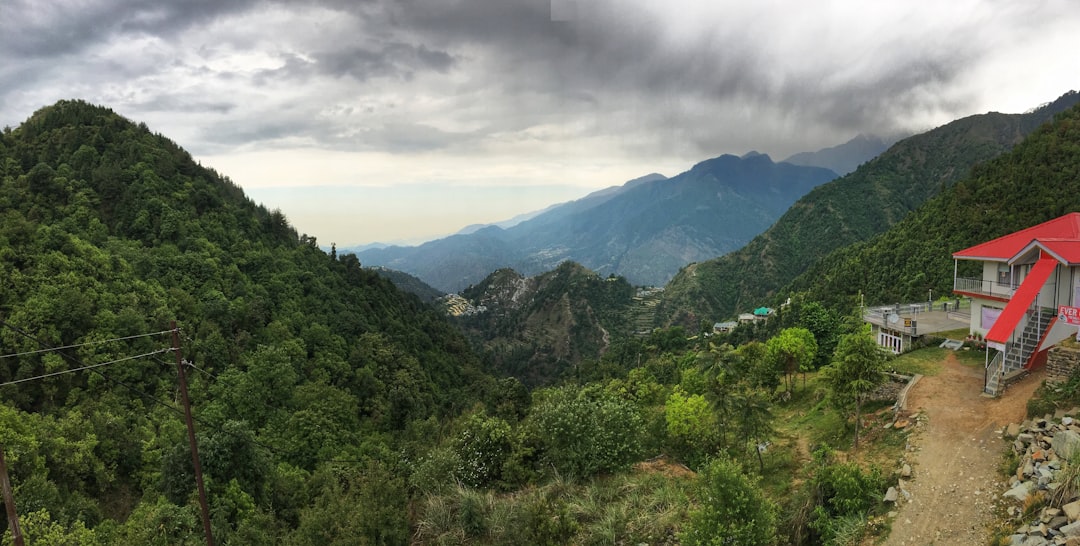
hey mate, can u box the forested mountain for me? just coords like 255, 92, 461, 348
456, 262, 635, 386
788, 101, 1080, 309
782, 134, 895, 176
365, 265, 445, 303
0, 100, 495, 542
659, 91, 1080, 327
358, 156, 837, 291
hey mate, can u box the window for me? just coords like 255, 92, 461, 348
997, 264, 1012, 287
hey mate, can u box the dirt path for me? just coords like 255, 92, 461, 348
881, 353, 1044, 545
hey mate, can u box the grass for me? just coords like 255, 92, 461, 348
887, 347, 947, 376
412, 470, 694, 545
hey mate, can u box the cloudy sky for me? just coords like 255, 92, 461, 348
2, 0, 1079, 246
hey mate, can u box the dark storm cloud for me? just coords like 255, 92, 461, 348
1, 0, 258, 58
2, 0, 1077, 161
312, 43, 456, 81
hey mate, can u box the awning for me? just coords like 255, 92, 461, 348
985, 255, 1058, 344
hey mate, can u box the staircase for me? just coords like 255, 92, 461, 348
985, 306, 1056, 395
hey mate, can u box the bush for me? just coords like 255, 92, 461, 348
680, 456, 777, 546
523, 385, 644, 479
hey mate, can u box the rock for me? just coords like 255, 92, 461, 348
884, 487, 898, 503
1063, 500, 1080, 522
1009, 423, 1023, 437
894, 419, 910, 429
901, 464, 912, 478
1004, 481, 1034, 502
1061, 520, 1080, 537
1054, 430, 1080, 460
1021, 433, 1037, 444
1051, 516, 1070, 530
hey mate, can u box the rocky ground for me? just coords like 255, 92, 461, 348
881, 353, 1045, 545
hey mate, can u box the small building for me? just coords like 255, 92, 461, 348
863, 301, 968, 355
952, 213, 1080, 395
713, 321, 737, 333
737, 313, 756, 324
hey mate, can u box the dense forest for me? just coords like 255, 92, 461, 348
788, 101, 1080, 309
658, 91, 1080, 327
0, 101, 497, 543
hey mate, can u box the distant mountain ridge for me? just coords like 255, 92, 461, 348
357, 156, 838, 292
782, 134, 898, 176
658, 90, 1080, 327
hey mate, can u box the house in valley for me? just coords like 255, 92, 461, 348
952, 213, 1080, 395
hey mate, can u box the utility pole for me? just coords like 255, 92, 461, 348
0, 444, 23, 546
171, 321, 215, 546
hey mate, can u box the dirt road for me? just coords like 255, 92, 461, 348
881, 353, 1044, 545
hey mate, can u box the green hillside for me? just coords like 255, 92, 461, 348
0, 100, 493, 542
788, 102, 1080, 309
458, 262, 635, 386
658, 91, 1080, 327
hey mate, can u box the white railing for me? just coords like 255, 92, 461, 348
954, 277, 1018, 299
985, 350, 1004, 395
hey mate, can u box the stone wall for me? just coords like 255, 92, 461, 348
1047, 345, 1080, 379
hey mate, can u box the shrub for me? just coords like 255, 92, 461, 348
680, 456, 778, 546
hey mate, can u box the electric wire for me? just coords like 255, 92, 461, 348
0, 348, 172, 387
0, 329, 174, 359
0, 319, 369, 466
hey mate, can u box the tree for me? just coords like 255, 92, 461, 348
524, 385, 644, 479
665, 387, 719, 467
680, 456, 778, 546
765, 327, 818, 393
732, 387, 773, 472
821, 326, 887, 449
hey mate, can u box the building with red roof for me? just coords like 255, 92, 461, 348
952, 212, 1080, 395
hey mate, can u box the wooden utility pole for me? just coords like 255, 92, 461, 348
0, 444, 23, 546
171, 321, 215, 546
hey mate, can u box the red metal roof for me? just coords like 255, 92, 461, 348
952, 213, 1080, 264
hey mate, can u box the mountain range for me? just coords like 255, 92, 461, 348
357, 156, 839, 292
658, 90, 1080, 327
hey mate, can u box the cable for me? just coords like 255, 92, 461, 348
0, 329, 174, 359
0, 348, 172, 387
0, 318, 369, 466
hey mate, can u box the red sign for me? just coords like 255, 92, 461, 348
1058, 305, 1080, 325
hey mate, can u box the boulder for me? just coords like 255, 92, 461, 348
1061, 520, 1080, 537
1063, 500, 1080, 522
884, 487, 898, 503
1053, 430, 1080, 460
1004, 481, 1033, 503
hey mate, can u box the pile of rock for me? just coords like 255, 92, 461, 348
1001, 412, 1080, 545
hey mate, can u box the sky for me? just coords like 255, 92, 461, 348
2, 1, 1079, 246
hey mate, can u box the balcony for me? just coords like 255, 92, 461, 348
953, 277, 1018, 300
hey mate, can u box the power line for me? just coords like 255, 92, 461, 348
0, 319, 368, 467
0, 330, 174, 359
0, 348, 171, 387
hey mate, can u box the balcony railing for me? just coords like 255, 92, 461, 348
954, 277, 1019, 299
